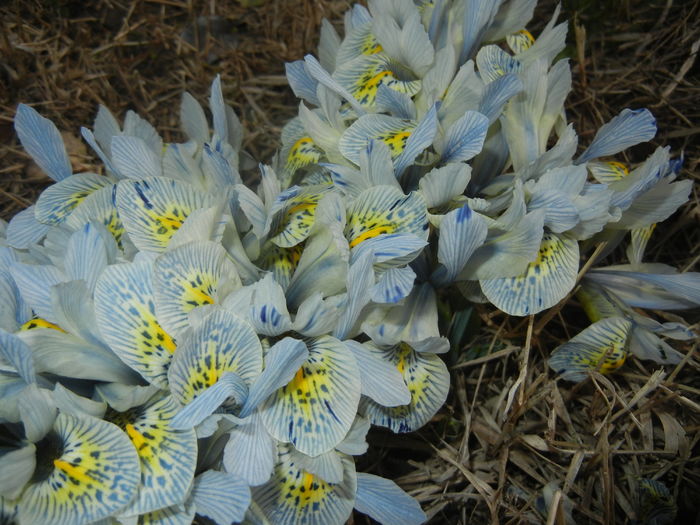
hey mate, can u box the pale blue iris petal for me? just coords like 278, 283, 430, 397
476, 44, 521, 83
252, 444, 357, 525
285, 60, 320, 106
459, 0, 502, 63
240, 338, 309, 418
351, 233, 427, 268
6, 207, 50, 249
481, 232, 579, 316
111, 136, 162, 179
304, 54, 366, 115
35, 173, 111, 225
363, 283, 442, 347
235, 184, 268, 237
0, 443, 35, 499
440, 110, 488, 164
629, 326, 685, 364
362, 140, 400, 189
224, 412, 276, 486
395, 104, 438, 176
432, 204, 488, 286
18, 329, 139, 384
123, 110, 163, 154
418, 163, 471, 209
171, 372, 248, 430
586, 267, 700, 310
290, 449, 344, 484
10, 262, 65, 322
577, 108, 657, 164
168, 205, 228, 250
344, 340, 410, 407
0, 329, 36, 384
202, 141, 241, 190
336, 415, 370, 456
192, 470, 251, 525
92, 104, 120, 156
249, 274, 293, 336
50, 281, 104, 348
14, 104, 72, 182
18, 383, 56, 442
609, 147, 668, 210
293, 293, 343, 337
209, 75, 229, 145
52, 383, 106, 419
64, 223, 110, 294
613, 178, 692, 230
371, 265, 415, 304
81, 127, 120, 176
334, 249, 374, 340
527, 189, 579, 233
355, 473, 426, 525
376, 85, 416, 119
180, 91, 209, 143
372, 6, 434, 74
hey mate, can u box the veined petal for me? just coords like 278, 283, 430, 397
418, 163, 471, 209
0, 443, 36, 500
371, 265, 415, 304
224, 411, 276, 486
286, 61, 320, 106
355, 473, 426, 525
260, 335, 361, 456
95, 260, 175, 389
35, 173, 111, 225
268, 185, 332, 249
116, 178, 214, 252
334, 55, 420, 109
192, 470, 251, 524
136, 503, 196, 525
333, 249, 374, 341
18, 413, 140, 525
292, 293, 343, 337
64, 222, 112, 294
339, 114, 416, 165
481, 232, 579, 316
476, 44, 521, 83
0, 329, 36, 384
252, 444, 356, 525
6, 206, 50, 250
587, 160, 629, 184
627, 224, 655, 266
344, 340, 410, 407
180, 91, 209, 143
439, 110, 488, 164
18, 328, 139, 384
258, 242, 304, 291
241, 338, 309, 418
112, 136, 162, 180
345, 186, 428, 249
246, 274, 293, 336
15, 104, 72, 182
65, 185, 126, 247
153, 240, 241, 337
394, 104, 438, 177
336, 415, 370, 456
168, 309, 262, 406
108, 395, 197, 515
577, 108, 657, 164
304, 55, 366, 115
432, 203, 488, 286
361, 343, 449, 433
10, 262, 65, 323
170, 372, 248, 429
507, 29, 535, 53
629, 326, 685, 365
478, 73, 523, 123
548, 317, 633, 382
17, 383, 57, 442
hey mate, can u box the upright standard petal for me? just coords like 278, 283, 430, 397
355, 473, 426, 525
15, 104, 72, 182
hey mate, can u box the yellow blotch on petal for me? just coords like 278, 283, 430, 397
20, 318, 66, 332
53, 459, 93, 485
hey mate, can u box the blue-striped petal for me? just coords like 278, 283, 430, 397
6, 206, 50, 249
394, 105, 438, 176
112, 136, 162, 180
168, 309, 262, 407
260, 335, 361, 456
252, 444, 356, 525
116, 178, 214, 252
35, 173, 111, 225
180, 91, 209, 143
439, 110, 488, 164
0, 329, 36, 384
549, 317, 633, 382
355, 473, 426, 525
15, 104, 72, 182
192, 470, 251, 524
10, 262, 65, 323
0, 443, 36, 500
153, 240, 241, 337
344, 340, 410, 407
360, 343, 449, 433
481, 232, 579, 316
577, 108, 657, 164
18, 413, 140, 525
371, 265, 415, 304
224, 411, 276, 486
64, 185, 126, 247
476, 44, 522, 83
95, 260, 176, 388
171, 372, 248, 429
108, 395, 197, 514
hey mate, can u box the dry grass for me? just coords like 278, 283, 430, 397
1, 0, 698, 523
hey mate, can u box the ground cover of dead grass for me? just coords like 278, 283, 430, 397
1, 1, 697, 523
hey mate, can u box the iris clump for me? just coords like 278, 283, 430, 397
0, 0, 697, 524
